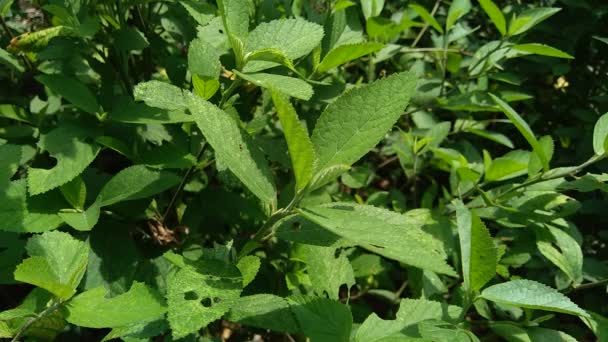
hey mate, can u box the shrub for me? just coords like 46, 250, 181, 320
1, 0, 607, 341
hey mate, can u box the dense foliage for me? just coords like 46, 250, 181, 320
1, 0, 608, 341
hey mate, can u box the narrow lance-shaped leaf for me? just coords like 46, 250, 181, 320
477, 0, 506, 35
187, 93, 276, 205
446, 0, 471, 31
490, 93, 549, 172
508, 7, 561, 37
455, 201, 497, 292
511, 43, 574, 59
311, 71, 416, 173
271, 91, 315, 191
409, 4, 443, 33
480, 279, 589, 317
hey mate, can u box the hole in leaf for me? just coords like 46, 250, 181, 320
292, 221, 301, 231
200, 297, 212, 307
218, 29, 223, 34
184, 291, 198, 300
212, 297, 222, 304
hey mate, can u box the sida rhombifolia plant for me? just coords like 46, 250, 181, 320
2, 0, 608, 341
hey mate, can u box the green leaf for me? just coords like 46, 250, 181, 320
592, 112, 608, 155
236, 255, 260, 287
166, 259, 243, 339
467, 128, 514, 148
299, 203, 456, 275
536, 225, 583, 286
0, 232, 25, 284
490, 94, 549, 172
0, 47, 24, 73
187, 93, 276, 204
234, 70, 313, 100
188, 37, 221, 80
192, 74, 220, 100
355, 298, 462, 342
485, 150, 529, 182
97, 165, 180, 207
511, 43, 574, 59
217, 0, 249, 41
14, 231, 89, 299
226, 294, 299, 333
60, 176, 86, 209
270, 91, 315, 191
244, 18, 324, 72
244, 48, 296, 71
446, 0, 471, 31
477, 0, 506, 35
133, 81, 187, 111
594, 36, 608, 46
28, 124, 101, 195
508, 7, 561, 36
361, 0, 385, 20
307, 164, 351, 191
36, 74, 100, 114
480, 279, 589, 317
101, 320, 168, 342
528, 135, 554, 177
317, 42, 384, 73
110, 99, 193, 124
409, 4, 443, 33
297, 244, 355, 300
455, 202, 497, 292
288, 295, 352, 342
66, 282, 166, 328
311, 71, 416, 172
113, 27, 149, 51
58, 200, 101, 231
179, 0, 215, 26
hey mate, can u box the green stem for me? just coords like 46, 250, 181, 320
11, 301, 63, 342
161, 143, 207, 222
219, 78, 242, 108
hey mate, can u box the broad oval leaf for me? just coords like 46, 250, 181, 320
235, 70, 313, 100
592, 112, 608, 155
311, 71, 416, 172
36, 74, 100, 114
66, 282, 167, 328
317, 42, 384, 73
187, 93, 276, 205
14, 231, 89, 300
480, 279, 589, 317
97, 165, 181, 207
299, 203, 456, 276
244, 18, 324, 72
133, 81, 187, 111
